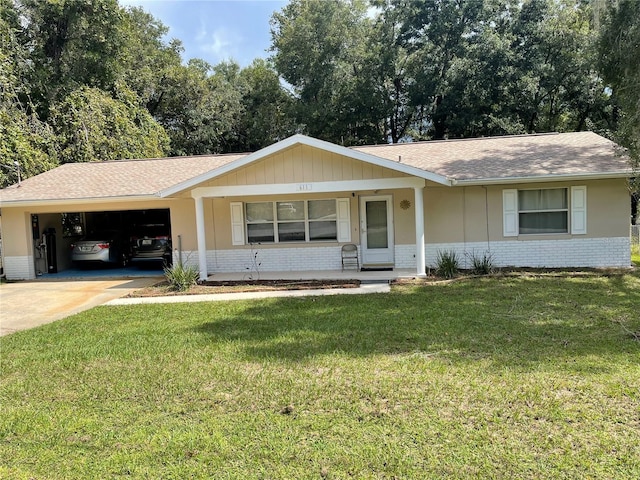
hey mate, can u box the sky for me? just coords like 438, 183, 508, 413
118, 0, 289, 67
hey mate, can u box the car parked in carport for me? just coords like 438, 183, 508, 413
71, 232, 131, 266
131, 230, 172, 266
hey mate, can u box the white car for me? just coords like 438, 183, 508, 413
71, 232, 129, 266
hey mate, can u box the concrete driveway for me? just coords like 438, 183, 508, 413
0, 278, 159, 336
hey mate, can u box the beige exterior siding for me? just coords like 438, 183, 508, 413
204, 145, 408, 188
421, 179, 630, 245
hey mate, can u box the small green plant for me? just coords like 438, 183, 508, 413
467, 250, 495, 275
435, 249, 459, 278
164, 263, 199, 291
631, 242, 640, 267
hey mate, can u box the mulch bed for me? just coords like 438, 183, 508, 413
128, 279, 361, 297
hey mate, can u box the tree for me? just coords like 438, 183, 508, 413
270, 0, 378, 145
120, 6, 184, 113
236, 59, 297, 151
1, 1, 58, 187
17, 0, 126, 116
50, 85, 169, 163
599, 0, 640, 192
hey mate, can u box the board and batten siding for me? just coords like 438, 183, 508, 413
200, 144, 409, 188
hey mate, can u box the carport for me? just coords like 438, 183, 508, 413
30, 208, 171, 278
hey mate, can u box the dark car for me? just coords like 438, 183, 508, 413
71, 231, 131, 267
131, 228, 172, 266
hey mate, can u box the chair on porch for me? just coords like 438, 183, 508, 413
341, 244, 359, 271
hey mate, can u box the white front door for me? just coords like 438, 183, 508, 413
360, 195, 394, 266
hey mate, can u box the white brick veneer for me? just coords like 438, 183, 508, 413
177, 236, 631, 274
177, 245, 352, 274
423, 237, 631, 269
4, 255, 35, 280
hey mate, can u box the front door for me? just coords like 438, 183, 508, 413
360, 195, 394, 266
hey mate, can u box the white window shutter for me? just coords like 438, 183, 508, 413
503, 189, 518, 237
571, 186, 587, 235
230, 202, 245, 245
336, 198, 351, 243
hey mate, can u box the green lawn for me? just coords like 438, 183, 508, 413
632, 243, 640, 266
2, 273, 640, 479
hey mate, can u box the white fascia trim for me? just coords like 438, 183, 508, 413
191, 177, 426, 199
161, 134, 450, 197
454, 171, 631, 186
0, 195, 162, 209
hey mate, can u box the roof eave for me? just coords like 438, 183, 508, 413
453, 171, 632, 186
0, 194, 162, 209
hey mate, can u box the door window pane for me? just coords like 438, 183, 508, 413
366, 200, 388, 249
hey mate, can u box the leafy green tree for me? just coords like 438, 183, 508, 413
236, 59, 297, 151
50, 85, 169, 163
151, 60, 246, 155
599, 0, 640, 192
18, 0, 126, 116
120, 6, 184, 113
1, 1, 58, 187
271, 0, 377, 145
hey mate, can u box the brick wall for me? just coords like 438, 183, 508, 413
4, 255, 35, 280
177, 236, 631, 275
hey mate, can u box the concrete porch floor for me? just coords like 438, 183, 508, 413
205, 268, 419, 282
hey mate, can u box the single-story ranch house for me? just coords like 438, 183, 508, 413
0, 131, 633, 281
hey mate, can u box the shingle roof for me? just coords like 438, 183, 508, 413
0, 132, 630, 205
352, 131, 630, 182
0, 154, 245, 203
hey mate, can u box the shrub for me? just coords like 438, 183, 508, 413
164, 263, 199, 291
467, 251, 495, 275
435, 250, 460, 279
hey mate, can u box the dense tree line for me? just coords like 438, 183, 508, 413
0, 0, 638, 188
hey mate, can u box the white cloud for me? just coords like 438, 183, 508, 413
198, 27, 243, 62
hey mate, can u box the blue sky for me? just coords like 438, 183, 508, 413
119, 0, 289, 67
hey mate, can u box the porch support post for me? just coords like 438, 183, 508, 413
194, 195, 208, 282
414, 186, 426, 278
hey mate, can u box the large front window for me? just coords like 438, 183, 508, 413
518, 188, 568, 234
246, 200, 338, 243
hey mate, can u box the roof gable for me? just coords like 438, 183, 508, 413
159, 135, 451, 196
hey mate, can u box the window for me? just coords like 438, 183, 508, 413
518, 188, 568, 234
503, 186, 587, 237
245, 200, 339, 243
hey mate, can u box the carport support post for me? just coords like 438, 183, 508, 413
414, 186, 426, 278
194, 195, 208, 282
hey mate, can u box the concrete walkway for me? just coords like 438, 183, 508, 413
0, 278, 159, 336
106, 282, 391, 306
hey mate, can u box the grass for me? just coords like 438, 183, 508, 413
632, 242, 640, 266
1, 273, 640, 479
